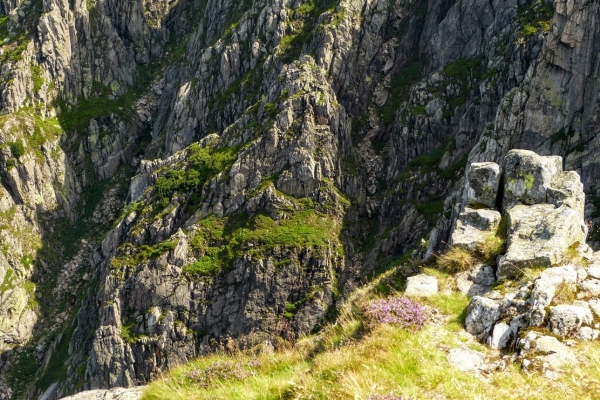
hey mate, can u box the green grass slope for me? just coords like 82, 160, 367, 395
141, 269, 600, 400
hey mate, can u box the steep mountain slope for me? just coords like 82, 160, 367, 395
0, 0, 599, 398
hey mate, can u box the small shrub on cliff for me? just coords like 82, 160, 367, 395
436, 247, 474, 273
363, 297, 427, 332
8, 141, 25, 158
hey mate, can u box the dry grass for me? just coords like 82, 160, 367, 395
562, 242, 590, 267
436, 247, 475, 273
553, 280, 576, 304
477, 233, 506, 263
141, 276, 600, 400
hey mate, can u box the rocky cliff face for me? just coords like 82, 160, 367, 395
0, 0, 600, 398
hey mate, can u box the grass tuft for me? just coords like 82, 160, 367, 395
436, 247, 475, 273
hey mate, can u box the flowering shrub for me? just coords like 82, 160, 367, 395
189, 360, 257, 388
363, 296, 427, 331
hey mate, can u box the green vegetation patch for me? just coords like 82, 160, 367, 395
8, 141, 25, 158
0, 108, 63, 161
278, 0, 338, 63
153, 143, 239, 208
31, 65, 44, 92
518, 0, 554, 39
442, 57, 486, 82
184, 198, 342, 280
0, 269, 16, 293
1, 0, 43, 63
111, 240, 177, 269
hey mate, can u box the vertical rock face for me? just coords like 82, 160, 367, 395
0, 0, 600, 398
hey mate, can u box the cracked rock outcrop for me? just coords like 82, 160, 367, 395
452, 150, 598, 376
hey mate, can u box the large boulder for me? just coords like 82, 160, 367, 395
497, 204, 587, 280
547, 171, 585, 216
450, 208, 502, 251
464, 162, 501, 208
502, 150, 562, 212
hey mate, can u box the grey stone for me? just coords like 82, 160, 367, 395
502, 150, 563, 212
548, 305, 594, 338
446, 347, 486, 373
464, 162, 501, 208
581, 279, 600, 296
469, 264, 497, 286
588, 264, 600, 279
575, 326, 599, 341
405, 274, 438, 297
450, 208, 502, 251
589, 299, 600, 318
530, 265, 579, 308
456, 264, 495, 298
547, 171, 586, 216
465, 296, 503, 339
497, 204, 587, 280
533, 336, 578, 371
488, 322, 513, 349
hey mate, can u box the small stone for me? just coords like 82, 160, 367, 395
450, 208, 502, 251
587, 265, 600, 279
446, 347, 486, 373
581, 279, 600, 296
530, 265, 578, 308
589, 299, 600, 318
533, 336, 578, 371
548, 305, 594, 337
405, 274, 438, 297
488, 322, 513, 349
575, 326, 599, 341
455, 264, 495, 298
469, 264, 496, 286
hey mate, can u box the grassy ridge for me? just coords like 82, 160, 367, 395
142, 270, 600, 399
